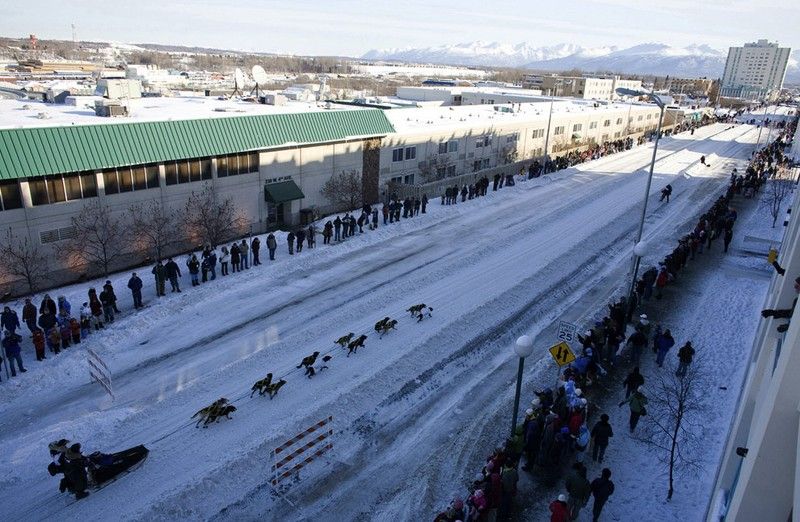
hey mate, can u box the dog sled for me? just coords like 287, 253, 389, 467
86, 445, 149, 487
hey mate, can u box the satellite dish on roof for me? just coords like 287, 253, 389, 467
234, 68, 246, 89
252, 66, 268, 86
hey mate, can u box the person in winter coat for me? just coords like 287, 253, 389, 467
208, 249, 217, 280
421, 193, 428, 214
623, 367, 645, 399
219, 247, 230, 275
334, 217, 342, 241
22, 298, 37, 333
79, 303, 92, 336
63, 444, 90, 500
2, 331, 26, 376
499, 461, 518, 520
251, 237, 261, 265
38, 308, 56, 333
590, 414, 613, 463
152, 261, 167, 297
566, 462, 591, 521
59, 320, 71, 349
239, 240, 249, 270
590, 468, 614, 521
57, 296, 71, 317
32, 328, 46, 361
549, 494, 570, 522
165, 258, 182, 292
287, 231, 295, 255
69, 318, 81, 344
230, 244, 241, 273
47, 326, 61, 354
620, 387, 648, 432
127, 272, 143, 309
655, 329, 675, 367
103, 281, 121, 313
625, 329, 647, 367
88, 294, 104, 330
200, 255, 210, 283
676, 341, 695, 377
323, 222, 333, 245
655, 265, 669, 299
1, 306, 20, 334
468, 489, 488, 521
724, 227, 734, 253
266, 234, 277, 260
40, 294, 57, 316
574, 422, 590, 463
186, 253, 201, 284
296, 229, 306, 253
99, 288, 115, 323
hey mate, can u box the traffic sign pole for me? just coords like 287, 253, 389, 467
510, 356, 525, 438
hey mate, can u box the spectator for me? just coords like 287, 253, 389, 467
590, 414, 613, 463
2, 331, 26, 376
590, 468, 615, 522
549, 493, 570, 522
103, 280, 121, 313
187, 254, 201, 284
165, 258, 182, 292
99, 287, 116, 323
676, 342, 695, 377
239, 239, 249, 270
252, 236, 261, 265
22, 298, 37, 333
127, 272, 143, 309
619, 387, 648, 432
152, 261, 166, 297
1, 306, 20, 334
266, 234, 277, 261
220, 247, 230, 276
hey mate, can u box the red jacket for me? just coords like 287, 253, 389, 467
550, 500, 570, 522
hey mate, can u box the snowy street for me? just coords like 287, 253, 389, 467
0, 123, 763, 521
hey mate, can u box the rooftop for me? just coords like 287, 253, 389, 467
383, 98, 659, 133
0, 94, 365, 130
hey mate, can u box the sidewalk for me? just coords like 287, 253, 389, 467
518, 184, 780, 520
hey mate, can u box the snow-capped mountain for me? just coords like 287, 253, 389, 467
362, 41, 800, 82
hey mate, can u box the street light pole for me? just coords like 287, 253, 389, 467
543, 96, 555, 172
511, 335, 534, 438
755, 105, 769, 147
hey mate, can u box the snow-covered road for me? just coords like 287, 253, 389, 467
0, 123, 760, 521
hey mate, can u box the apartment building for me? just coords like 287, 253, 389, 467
721, 39, 791, 100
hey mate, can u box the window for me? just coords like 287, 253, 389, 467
482, 158, 490, 169
554, 126, 565, 136
532, 129, 545, 139
646, 114, 652, 120
165, 162, 179, 185
103, 165, 158, 194
589, 122, 597, 129
572, 124, 582, 132
616, 118, 623, 125
392, 148, 404, 162
390, 176, 402, 184
403, 174, 415, 184
438, 142, 448, 154
506, 133, 519, 143
39, 226, 77, 244
638, 115, 644, 121
603, 120, 611, 127
602, 134, 609, 142
448, 141, 458, 153
473, 160, 481, 172
0, 180, 22, 211
436, 166, 446, 178
405, 146, 416, 160
446, 165, 456, 177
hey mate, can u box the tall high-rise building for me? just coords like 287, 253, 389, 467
721, 39, 791, 99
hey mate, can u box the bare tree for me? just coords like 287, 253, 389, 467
66, 200, 124, 276
129, 200, 182, 262
636, 361, 705, 500
499, 145, 519, 165
0, 228, 49, 294
183, 183, 246, 247
418, 155, 448, 182
321, 169, 362, 212
760, 171, 795, 228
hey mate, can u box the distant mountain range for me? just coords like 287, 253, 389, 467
362, 41, 800, 83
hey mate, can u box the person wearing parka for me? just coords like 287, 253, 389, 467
287, 231, 295, 255
266, 234, 277, 260
620, 387, 648, 432
654, 329, 675, 367
230, 244, 241, 273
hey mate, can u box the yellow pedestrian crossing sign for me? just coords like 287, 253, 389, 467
549, 341, 576, 367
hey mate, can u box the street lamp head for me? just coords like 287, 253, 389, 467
633, 240, 649, 257
514, 335, 534, 358
616, 88, 665, 109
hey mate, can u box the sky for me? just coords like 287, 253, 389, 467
1, 0, 797, 56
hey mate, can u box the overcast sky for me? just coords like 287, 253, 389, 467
2, 0, 796, 56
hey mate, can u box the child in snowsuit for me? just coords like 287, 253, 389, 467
60, 321, 72, 349
80, 304, 91, 338
69, 318, 81, 344
48, 327, 61, 354
32, 328, 46, 361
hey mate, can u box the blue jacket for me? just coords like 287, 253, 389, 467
128, 276, 143, 292
1, 310, 20, 332
2, 334, 22, 357
655, 334, 675, 353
